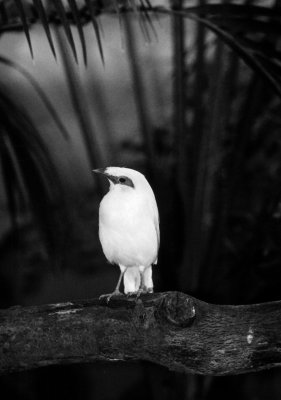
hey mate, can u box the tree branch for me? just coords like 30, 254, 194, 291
1, 292, 281, 376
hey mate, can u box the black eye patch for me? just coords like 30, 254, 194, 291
118, 176, 134, 188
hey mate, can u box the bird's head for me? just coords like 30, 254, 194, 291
93, 167, 148, 192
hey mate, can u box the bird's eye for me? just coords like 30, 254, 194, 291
119, 177, 126, 184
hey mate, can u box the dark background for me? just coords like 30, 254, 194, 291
0, 1, 281, 399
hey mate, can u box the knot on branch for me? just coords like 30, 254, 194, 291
157, 292, 196, 327
132, 299, 157, 329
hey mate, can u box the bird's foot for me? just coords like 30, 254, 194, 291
125, 287, 153, 301
136, 286, 148, 298
136, 286, 153, 297
99, 290, 123, 304
126, 291, 138, 298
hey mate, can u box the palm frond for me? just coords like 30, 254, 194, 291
55, 27, 106, 193
51, 0, 78, 63
183, 2, 207, 293
13, 0, 33, 58
156, 8, 281, 98
0, 133, 26, 228
123, 14, 154, 171
84, 0, 104, 64
68, 0, 87, 64
0, 84, 67, 257
0, 56, 69, 140
186, 4, 280, 18
32, 0, 57, 59
2, 0, 280, 97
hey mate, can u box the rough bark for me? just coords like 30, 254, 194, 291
0, 292, 281, 376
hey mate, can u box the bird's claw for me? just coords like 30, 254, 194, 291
99, 290, 123, 303
136, 286, 153, 298
125, 288, 145, 299
126, 291, 138, 298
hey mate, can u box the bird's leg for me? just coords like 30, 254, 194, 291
136, 266, 147, 298
99, 267, 126, 303
143, 265, 153, 294
124, 267, 140, 297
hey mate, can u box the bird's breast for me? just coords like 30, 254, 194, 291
98, 191, 158, 267
99, 191, 148, 228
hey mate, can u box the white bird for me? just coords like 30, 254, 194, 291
93, 167, 160, 301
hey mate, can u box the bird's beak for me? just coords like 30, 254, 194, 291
93, 168, 118, 184
93, 168, 106, 175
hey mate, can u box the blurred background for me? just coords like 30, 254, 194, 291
0, 0, 281, 398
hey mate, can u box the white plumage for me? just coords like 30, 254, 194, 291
94, 167, 160, 301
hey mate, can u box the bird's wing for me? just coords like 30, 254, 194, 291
150, 194, 160, 265
154, 210, 160, 248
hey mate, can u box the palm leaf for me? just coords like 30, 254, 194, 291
68, 0, 87, 65
55, 27, 106, 194
0, 85, 67, 256
184, 1, 208, 292
51, 0, 78, 63
189, 14, 281, 98
13, 0, 33, 58
154, 8, 281, 99
139, 0, 158, 41
123, 14, 154, 170
0, 134, 25, 228
0, 55, 69, 140
32, 0, 57, 59
84, 0, 104, 64
1, 1, 279, 77
186, 4, 280, 18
